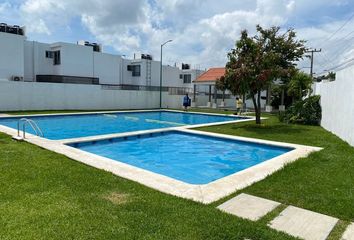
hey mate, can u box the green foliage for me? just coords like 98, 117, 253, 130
287, 71, 313, 101
225, 25, 306, 124
270, 85, 292, 108
281, 95, 322, 125
215, 76, 227, 92
315, 71, 336, 82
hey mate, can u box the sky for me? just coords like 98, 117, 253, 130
1, 0, 354, 75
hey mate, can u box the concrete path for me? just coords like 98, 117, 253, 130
217, 193, 343, 240
342, 223, 354, 240
269, 206, 338, 240
217, 193, 280, 221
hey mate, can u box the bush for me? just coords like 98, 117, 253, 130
280, 95, 322, 125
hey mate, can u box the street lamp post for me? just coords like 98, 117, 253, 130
159, 40, 173, 108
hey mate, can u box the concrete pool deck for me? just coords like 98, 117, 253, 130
0, 109, 322, 204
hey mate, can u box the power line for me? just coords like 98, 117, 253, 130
319, 12, 354, 46
314, 12, 354, 72
324, 57, 354, 72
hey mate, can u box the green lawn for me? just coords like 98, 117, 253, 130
1, 108, 353, 239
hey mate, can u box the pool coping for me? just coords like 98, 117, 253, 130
0, 109, 248, 119
0, 112, 322, 204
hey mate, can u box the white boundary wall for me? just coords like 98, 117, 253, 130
0, 81, 161, 111
0, 80, 265, 111
314, 64, 354, 146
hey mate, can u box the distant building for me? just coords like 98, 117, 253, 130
0, 23, 203, 89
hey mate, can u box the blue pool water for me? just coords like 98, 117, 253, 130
70, 131, 292, 184
0, 111, 245, 140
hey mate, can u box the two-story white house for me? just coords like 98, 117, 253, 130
0, 23, 203, 90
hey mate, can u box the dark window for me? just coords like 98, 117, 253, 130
45, 51, 54, 58
132, 65, 141, 77
179, 74, 183, 79
183, 74, 191, 83
53, 51, 61, 65
127, 64, 141, 77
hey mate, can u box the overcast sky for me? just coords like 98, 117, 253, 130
1, 0, 354, 75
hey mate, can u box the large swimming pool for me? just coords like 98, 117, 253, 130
69, 131, 292, 184
0, 111, 246, 140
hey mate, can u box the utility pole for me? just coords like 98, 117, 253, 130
306, 48, 322, 78
159, 40, 173, 108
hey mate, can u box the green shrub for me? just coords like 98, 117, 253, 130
280, 95, 322, 125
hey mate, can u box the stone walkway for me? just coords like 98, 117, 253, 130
217, 193, 353, 240
342, 223, 354, 240
269, 206, 338, 240
217, 193, 280, 221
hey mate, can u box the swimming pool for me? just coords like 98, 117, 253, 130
0, 110, 247, 140
0, 110, 320, 203
69, 131, 293, 184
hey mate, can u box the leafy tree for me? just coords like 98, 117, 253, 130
287, 71, 313, 102
225, 25, 306, 124
215, 76, 227, 102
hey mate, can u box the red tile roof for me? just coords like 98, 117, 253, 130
194, 67, 225, 83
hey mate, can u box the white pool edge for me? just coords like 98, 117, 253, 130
0, 119, 322, 204
0, 108, 249, 119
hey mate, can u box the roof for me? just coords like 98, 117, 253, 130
194, 67, 225, 83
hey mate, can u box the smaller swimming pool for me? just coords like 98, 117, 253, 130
69, 131, 293, 184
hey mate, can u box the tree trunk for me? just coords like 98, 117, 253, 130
251, 92, 261, 124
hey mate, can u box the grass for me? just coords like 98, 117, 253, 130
0, 133, 295, 239
196, 111, 354, 222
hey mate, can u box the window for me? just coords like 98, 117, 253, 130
53, 51, 61, 65
127, 64, 141, 77
132, 65, 141, 77
45, 51, 54, 58
179, 74, 183, 79
183, 74, 191, 84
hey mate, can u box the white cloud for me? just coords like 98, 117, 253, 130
2, 0, 354, 73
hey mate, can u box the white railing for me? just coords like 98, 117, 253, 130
17, 118, 44, 139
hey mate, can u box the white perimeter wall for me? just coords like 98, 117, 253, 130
0, 81, 161, 111
314, 64, 354, 146
0, 80, 264, 111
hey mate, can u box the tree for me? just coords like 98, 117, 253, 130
225, 25, 306, 124
215, 76, 227, 102
287, 71, 313, 102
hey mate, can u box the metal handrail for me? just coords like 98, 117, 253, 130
17, 118, 44, 138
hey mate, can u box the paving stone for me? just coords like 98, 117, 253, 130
269, 206, 338, 240
342, 223, 354, 240
217, 193, 281, 221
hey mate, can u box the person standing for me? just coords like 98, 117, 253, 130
235, 97, 243, 115
183, 93, 191, 111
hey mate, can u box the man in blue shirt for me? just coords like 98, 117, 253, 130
183, 93, 191, 111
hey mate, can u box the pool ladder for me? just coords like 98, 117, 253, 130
17, 118, 44, 139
